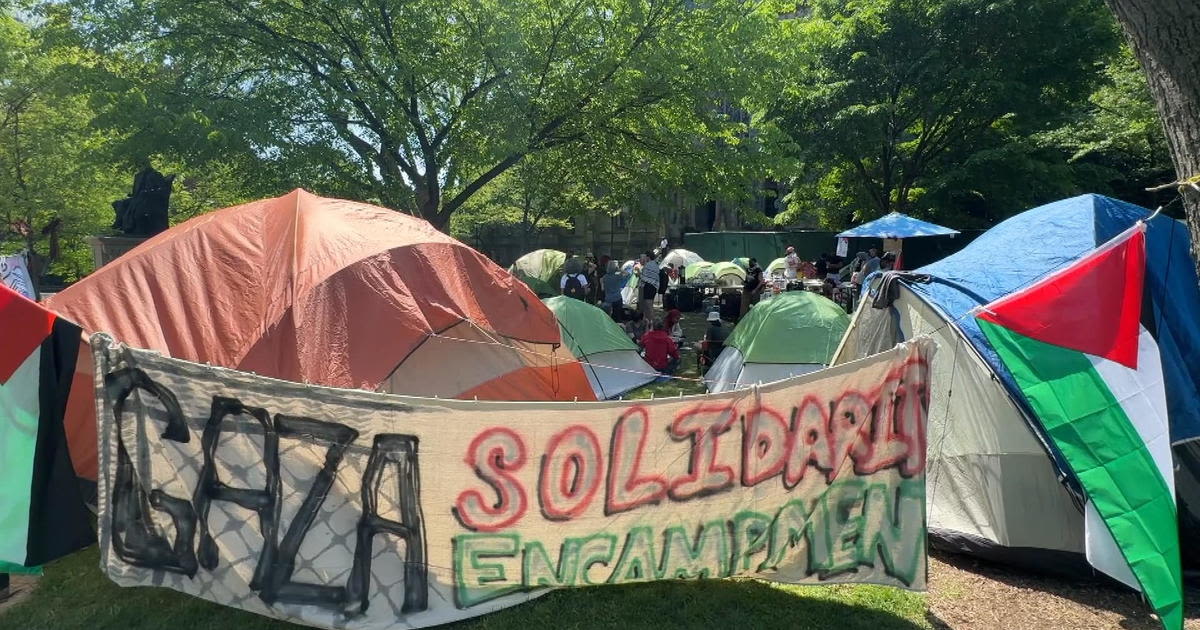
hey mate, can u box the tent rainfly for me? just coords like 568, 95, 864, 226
833, 194, 1200, 580
543, 296, 657, 399
48, 190, 597, 480
509, 249, 567, 297
662, 248, 704, 270
711, 261, 746, 289
684, 261, 715, 284
707, 291, 849, 393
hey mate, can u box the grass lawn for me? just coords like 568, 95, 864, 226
0, 545, 929, 630
623, 307, 711, 399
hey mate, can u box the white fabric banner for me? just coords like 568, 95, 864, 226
93, 333, 933, 630
0, 253, 34, 300
836, 237, 850, 258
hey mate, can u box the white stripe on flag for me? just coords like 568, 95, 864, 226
1083, 326, 1174, 590
0, 347, 41, 566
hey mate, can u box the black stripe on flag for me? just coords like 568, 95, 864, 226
23, 317, 95, 566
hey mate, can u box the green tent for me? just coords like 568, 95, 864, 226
707, 291, 850, 393
543, 296, 656, 398
509, 249, 566, 297
684, 261, 715, 284
731, 257, 749, 269
767, 257, 787, 276
686, 260, 710, 282
710, 261, 746, 288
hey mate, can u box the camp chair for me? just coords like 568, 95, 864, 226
697, 338, 725, 374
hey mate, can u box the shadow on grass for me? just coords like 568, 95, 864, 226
0, 546, 929, 630
458, 579, 928, 630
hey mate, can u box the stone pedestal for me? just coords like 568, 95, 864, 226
87, 235, 147, 269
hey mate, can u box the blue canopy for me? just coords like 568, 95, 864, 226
839, 212, 960, 239
910, 194, 1200, 444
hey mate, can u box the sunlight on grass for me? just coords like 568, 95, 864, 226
0, 546, 929, 630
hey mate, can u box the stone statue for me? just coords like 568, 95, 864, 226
112, 165, 175, 236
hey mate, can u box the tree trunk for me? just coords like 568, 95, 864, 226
712, 201, 728, 231
1105, 0, 1200, 280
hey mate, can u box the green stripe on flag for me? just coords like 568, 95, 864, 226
979, 319, 1182, 630
0, 561, 42, 575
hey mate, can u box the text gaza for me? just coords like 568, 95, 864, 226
104, 368, 428, 618
453, 358, 928, 532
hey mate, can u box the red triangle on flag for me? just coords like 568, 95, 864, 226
0, 283, 56, 383
977, 226, 1145, 369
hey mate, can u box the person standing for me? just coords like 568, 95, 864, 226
639, 251, 660, 321
602, 260, 627, 321
739, 257, 764, 321
784, 246, 800, 280
560, 267, 589, 300
864, 248, 881, 276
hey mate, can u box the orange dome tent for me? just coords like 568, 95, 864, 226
49, 189, 595, 479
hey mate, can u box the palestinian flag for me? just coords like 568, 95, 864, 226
0, 283, 94, 572
976, 223, 1182, 630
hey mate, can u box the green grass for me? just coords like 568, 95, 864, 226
0, 546, 929, 630
624, 310, 710, 399
0, 310, 929, 630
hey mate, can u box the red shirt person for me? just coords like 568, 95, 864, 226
640, 321, 680, 373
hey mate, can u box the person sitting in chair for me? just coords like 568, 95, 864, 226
695, 311, 729, 373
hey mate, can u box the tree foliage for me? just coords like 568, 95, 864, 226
1036, 45, 1174, 210
0, 11, 124, 282
1103, 0, 1200, 282
1, 0, 1186, 289
773, 0, 1121, 228
74, 0, 782, 230
0, 6, 286, 285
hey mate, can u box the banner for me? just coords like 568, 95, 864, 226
93, 333, 932, 630
0, 253, 34, 300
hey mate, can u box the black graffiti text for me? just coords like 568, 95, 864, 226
104, 368, 429, 619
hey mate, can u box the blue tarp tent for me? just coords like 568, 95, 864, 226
914, 194, 1200, 444
837, 212, 960, 238
835, 194, 1200, 574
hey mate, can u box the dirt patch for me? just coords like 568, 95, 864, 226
0, 574, 37, 613
928, 550, 1200, 629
